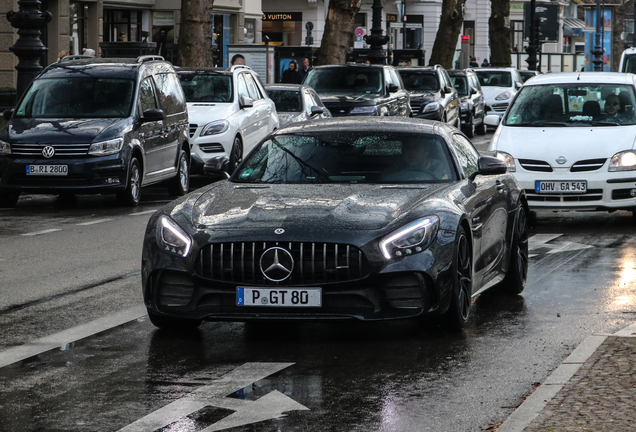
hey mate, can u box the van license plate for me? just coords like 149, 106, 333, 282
237, 287, 322, 307
535, 180, 586, 194
26, 165, 68, 176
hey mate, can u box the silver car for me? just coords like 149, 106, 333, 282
264, 84, 331, 127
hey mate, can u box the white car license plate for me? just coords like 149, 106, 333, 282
535, 180, 587, 194
26, 165, 68, 176
236, 287, 322, 307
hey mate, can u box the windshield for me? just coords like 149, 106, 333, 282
622, 54, 636, 73
450, 76, 469, 97
399, 71, 439, 92
304, 68, 383, 96
267, 89, 302, 112
475, 71, 512, 87
503, 83, 636, 126
232, 132, 455, 184
178, 74, 233, 103
15, 77, 134, 118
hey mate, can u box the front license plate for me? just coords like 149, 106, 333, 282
237, 287, 322, 307
535, 180, 587, 194
26, 165, 68, 176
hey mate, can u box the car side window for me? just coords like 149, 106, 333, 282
139, 77, 158, 114
237, 74, 250, 100
451, 134, 480, 178
441, 70, 453, 90
309, 90, 323, 107
302, 91, 313, 113
244, 73, 262, 101
154, 72, 185, 115
389, 69, 402, 89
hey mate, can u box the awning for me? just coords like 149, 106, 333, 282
563, 18, 585, 37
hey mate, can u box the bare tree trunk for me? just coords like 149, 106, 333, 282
489, 0, 511, 67
178, 0, 214, 67
429, 0, 468, 68
317, 0, 361, 65
613, 0, 633, 71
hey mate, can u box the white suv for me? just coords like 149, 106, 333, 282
474, 67, 524, 120
178, 66, 279, 174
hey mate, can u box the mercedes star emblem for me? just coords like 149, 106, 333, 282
260, 247, 294, 282
556, 156, 567, 165
42, 146, 55, 158
274, 228, 285, 235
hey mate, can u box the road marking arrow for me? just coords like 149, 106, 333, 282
118, 362, 308, 432
529, 233, 594, 257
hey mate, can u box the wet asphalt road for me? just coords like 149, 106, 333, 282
1, 135, 636, 432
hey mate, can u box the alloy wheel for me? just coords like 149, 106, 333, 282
456, 233, 472, 321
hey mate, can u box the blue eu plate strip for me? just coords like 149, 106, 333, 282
236, 287, 244, 305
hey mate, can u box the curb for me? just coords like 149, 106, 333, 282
496, 321, 636, 432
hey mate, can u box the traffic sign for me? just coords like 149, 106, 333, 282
355, 27, 365, 37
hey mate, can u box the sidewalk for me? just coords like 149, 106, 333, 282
497, 322, 636, 432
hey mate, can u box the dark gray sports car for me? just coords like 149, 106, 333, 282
141, 117, 528, 330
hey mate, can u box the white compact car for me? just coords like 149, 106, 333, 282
475, 68, 524, 120
178, 66, 279, 174
487, 72, 636, 215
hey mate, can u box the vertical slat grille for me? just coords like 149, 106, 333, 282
195, 241, 369, 285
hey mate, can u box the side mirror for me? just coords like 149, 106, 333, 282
470, 87, 478, 95
515, 82, 523, 89
3, 108, 13, 121
141, 109, 165, 122
240, 95, 254, 108
443, 85, 453, 94
387, 83, 400, 93
484, 114, 501, 127
470, 156, 507, 179
310, 106, 324, 116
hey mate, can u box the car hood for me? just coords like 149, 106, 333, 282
492, 126, 636, 163
277, 112, 304, 127
7, 117, 128, 144
190, 182, 449, 232
318, 94, 380, 105
481, 86, 514, 102
409, 92, 438, 103
186, 102, 237, 124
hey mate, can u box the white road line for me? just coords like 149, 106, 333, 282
21, 228, 62, 236
0, 305, 146, 369
76, 218, 115, 226
118, 362, 306, 432
129, 210, 157, 216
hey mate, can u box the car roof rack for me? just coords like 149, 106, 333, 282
137, 55, 164, 63
59, 55, 94, 62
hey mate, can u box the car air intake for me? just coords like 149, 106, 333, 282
518, 159, 553, 172
195, 241, 370, 285
189, 124, 198, 138
570, 158, 606, 172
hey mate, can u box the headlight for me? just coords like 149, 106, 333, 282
0, 140, 11, 155
350, 106, 378, 115
88, 138, 123, 156
460, 102, 470, 111
155, 215, 192, 257
495, 151, 516, 172
201, 120, 230, 136
423, 102, 441, 113
495, 91, 513, 101
379, 216, 439, 260
609, 150, 636, 172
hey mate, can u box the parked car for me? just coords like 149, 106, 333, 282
486, 72, 636, 216
475, 67, 524, 121
396, 65, 460, 127
178, 65, 279, 175
519, 70, 540, 83
264, 84, 331, 127
0, 55, 190, 207
141, 117, 528, 330
448, 68, 486, 137
619, 47, 636, 73
303, 64, 411, 117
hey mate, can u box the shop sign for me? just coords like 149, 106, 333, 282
262, 12, 303, 21
153, 11, 174, 26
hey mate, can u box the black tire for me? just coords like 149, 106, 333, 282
167, 149, 190, 196
475, 118, 487, 135
117, 157, 141, 206
462, 114, 475, 138
147, 308, 202, 331
0, 191, 20, 208
445, 226, 473, 329
502, 205, 529, 295
228, 136, 243, 174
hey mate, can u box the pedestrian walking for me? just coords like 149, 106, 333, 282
481, 58, 490, 67
281, 60, 301, 84
298, 58, 313, 83
469, 56, 479, 68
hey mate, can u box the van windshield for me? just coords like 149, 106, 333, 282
15, 78, 135, 118
503, 84, 636, 126
622, 54, 636, 74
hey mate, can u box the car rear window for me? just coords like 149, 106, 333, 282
399, 71, 439, 92
268, 90, 302, 112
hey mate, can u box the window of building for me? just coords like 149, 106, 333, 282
511, 20, 524, 53
69, 3, 88, 55
103, 9, 143, 42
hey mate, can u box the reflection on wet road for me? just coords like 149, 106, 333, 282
1, 210, 636, 432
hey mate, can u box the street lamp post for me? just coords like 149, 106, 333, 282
592, 0, 604, 71
525, 0, 538, 71
364, 0, 389, 64
6, 0, 52, 98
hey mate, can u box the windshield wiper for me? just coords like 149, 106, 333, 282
590, 120, 621, 126
509, 121, 569, 127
